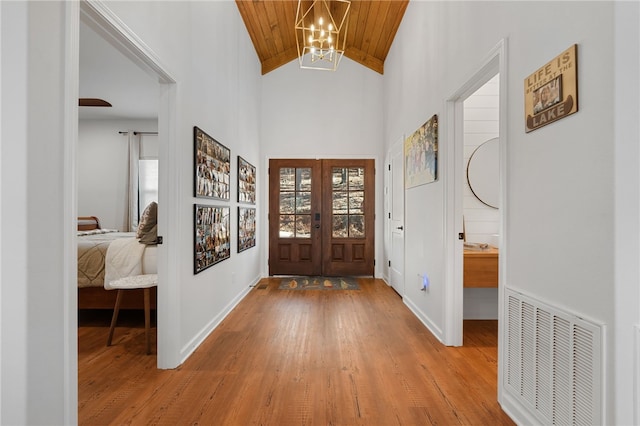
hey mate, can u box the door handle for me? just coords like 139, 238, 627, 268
396, 226, 404, 230
314, 224, 320, 229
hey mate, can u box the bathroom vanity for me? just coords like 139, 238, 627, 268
463, 247, 499, 287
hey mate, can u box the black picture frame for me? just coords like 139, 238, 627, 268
194, 204, 230, 274
237, 207, 256, 253
194, 126, 231, 200
237, 156, 256, 204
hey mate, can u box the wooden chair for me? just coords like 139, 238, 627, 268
106, 274, 158, 355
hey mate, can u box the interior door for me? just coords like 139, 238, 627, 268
389, 141, 405, 295
269, 159, 322, 275
268, 158, 375, 276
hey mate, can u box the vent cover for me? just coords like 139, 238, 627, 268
505, 289, 602, 425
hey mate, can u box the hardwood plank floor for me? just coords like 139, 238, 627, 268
78, 278, 514, 425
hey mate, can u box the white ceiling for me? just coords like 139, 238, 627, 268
79, 19, 159, 121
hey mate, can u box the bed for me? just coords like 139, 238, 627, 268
77, 214, 157, 310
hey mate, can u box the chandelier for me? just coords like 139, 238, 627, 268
295, 0, 351, 71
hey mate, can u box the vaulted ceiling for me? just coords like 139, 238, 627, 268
235, 0, 409, 75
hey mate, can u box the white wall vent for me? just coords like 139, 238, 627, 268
505, 289, 602, 425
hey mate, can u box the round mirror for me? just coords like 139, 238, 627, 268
467, 137, 499, 209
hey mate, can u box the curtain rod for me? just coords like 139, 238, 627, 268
118, 131, 158, 135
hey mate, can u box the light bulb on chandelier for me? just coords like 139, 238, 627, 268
307, 16, 336, 62
295, 0, 351, 71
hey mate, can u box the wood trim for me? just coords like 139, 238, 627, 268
77, 216, 101, 231
261, 47, 298, 75
78, 287, 157, 310
344, 46, 384, 74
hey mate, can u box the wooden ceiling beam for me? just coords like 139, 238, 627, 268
375, 2, 408, 61
367, 2, 392, 59
344, 46, 384, 75
261, 47, 299, 75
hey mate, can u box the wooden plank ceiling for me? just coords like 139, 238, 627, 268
235, 0, 409, 75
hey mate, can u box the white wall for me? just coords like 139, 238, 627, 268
463, 75, 499, 246
260, 58, 385, 277
613, 2, 640, 425
2, 1, 262, 423
383, 1, 638, 424
78, 119, 157, 230
1, 2, 71, 423
103, 0, 263, 361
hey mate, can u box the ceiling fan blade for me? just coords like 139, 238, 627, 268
79, 98, 112, 107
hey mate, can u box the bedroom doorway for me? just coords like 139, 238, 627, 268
77, 0, 179, 370
268, 158, 375, 277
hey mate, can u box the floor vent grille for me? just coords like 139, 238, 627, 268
505, 289, 602, 425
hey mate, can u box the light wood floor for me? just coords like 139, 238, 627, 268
78, 278, 514, 425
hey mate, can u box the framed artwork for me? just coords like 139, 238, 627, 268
404, 114, 438, 188
237, 207, 256, 253
237, 156, 256, 204
194, 126, 231, 200
524, 44, 578, 132
194, 204, 230, 274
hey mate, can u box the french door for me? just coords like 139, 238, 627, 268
268, 158, 375, 276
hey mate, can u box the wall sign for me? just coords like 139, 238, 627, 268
524, 44, 578, 133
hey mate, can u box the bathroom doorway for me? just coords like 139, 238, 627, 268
461, 75, 500, 325
443, 40, 506, 349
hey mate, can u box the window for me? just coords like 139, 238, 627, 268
138, 159, 158, 218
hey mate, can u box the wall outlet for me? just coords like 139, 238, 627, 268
420, 273, 429, 291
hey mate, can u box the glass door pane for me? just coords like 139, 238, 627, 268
279, 167, 311, 238
331, 167, 365, 238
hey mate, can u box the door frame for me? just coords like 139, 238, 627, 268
263, 155, 382, 278
386, 137, 405, 296
443, 38, 508, 397
70, 0, 180, 380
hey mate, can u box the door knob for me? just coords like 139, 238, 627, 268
314, 224, 320, 229
396, 226, 404, 230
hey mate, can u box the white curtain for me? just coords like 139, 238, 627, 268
126, 132, 141, 232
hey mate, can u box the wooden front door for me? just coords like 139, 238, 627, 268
269, 159, 375, 276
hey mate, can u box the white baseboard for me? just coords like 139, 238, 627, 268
636, 324, 640, 425
500, 391, 543, 426
179, 275, 259, 363
403, 296, 444, 343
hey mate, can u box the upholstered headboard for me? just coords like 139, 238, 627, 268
77, 216, 101, 231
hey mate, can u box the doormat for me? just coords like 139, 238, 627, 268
279, 276, 360, 290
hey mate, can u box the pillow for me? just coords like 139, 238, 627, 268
139, 224, 158, 245
136, 202, 157, 239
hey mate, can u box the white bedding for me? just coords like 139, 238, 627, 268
77, 231, 157, 288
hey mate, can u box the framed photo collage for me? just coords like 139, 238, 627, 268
193, 126, 256, 274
